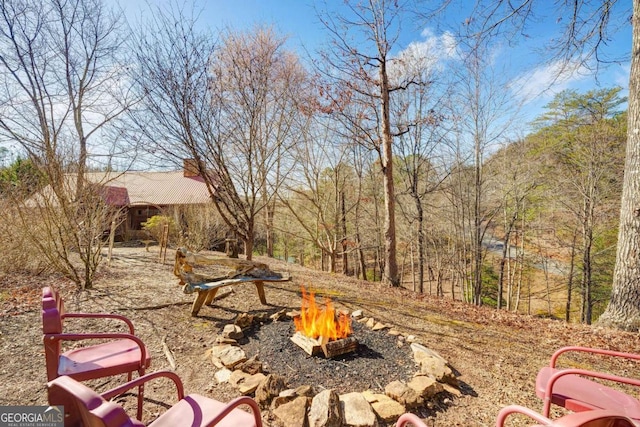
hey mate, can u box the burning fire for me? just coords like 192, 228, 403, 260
294, 286, 352, 341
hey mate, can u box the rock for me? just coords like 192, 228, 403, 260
253, 312, 270, 323
339, 392, 378, 427
237, 355, 263, 375
372, 322, 387, 331
272, 389, 298, 409
365, 318, 376, 328
361, 391, 406, 423
235, 313, 254, 329
351, 309, 364, 320
411, 343, 457, 386
286, 310, 301, 319
387, 329, 401, 336
214, 368, 232, 384
384, 380, 423, 409
229, 370, 251, 387
407, 375, 444, 398
255, 374, 287, 409
295, 385, 316, 397
406, 335, 418, 343
270, 309, 287, 321
214, 345, 247, 369
441, 383, 462, 397
273, 396, 309, 427
222, 324, 244, 340
238, 373, 266, 395
215, 336, 238, 345
357, 317, 370, 324
308, 389, 342, 427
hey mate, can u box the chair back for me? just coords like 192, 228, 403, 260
48, 376, 143, 427
42, 286, 65, 334
43, 287, 66, 380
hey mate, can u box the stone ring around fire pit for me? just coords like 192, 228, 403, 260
207, 308, 461, 426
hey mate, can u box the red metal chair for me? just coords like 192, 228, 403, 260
496, 405, 636, 427
48, 372, 262, 427
396, 413, 428, 426
42, 286, 151, 420
535, 346, 640, 421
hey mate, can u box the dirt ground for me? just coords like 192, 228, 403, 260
2, 246, 640, 426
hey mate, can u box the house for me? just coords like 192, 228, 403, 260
88, 161, 213, 239
29, 160, 214, 240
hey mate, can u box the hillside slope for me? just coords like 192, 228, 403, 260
2, 246, 639, 426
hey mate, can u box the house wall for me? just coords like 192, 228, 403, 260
129, 205, 161, 231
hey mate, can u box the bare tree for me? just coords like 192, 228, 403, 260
449, 25, 520, 305
131, 6, 305, 259
316, 0, 429, 286
0, 0, 132, 288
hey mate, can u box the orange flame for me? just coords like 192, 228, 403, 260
294, 286, 352, 340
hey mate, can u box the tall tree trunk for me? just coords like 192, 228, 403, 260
341, 191, 349, 275
598, 0, 640, 330
356, 232, 367, 281
416, 196, 425, 294
581, 197, 594, 324
265, 201, 275, 258
380, 60, 399, 286
566, 230, 578, 322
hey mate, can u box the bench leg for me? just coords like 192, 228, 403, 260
203, 288, 219, 305
254, 281, 267, 304
191, 291, 209, 316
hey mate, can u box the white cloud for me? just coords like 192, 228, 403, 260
389, 28, 459, 84
508, 60, 590, 104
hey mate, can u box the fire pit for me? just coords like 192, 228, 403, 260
290, 287, 359, 358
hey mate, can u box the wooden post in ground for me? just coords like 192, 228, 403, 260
159, 224, 169, 264
107, 219, 116, 265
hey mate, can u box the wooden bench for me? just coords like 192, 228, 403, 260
182, 275, 290, 316
173, 248, 291, 316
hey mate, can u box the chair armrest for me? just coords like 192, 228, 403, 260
62, 313, 136, 334
44, 332, 148, 367
542, 368, 640, 417
101, 370, 184, 402
495, 405, 552, 427
205, 396, 262, 427
549, 346, 640, 368
396, 412, 428, 427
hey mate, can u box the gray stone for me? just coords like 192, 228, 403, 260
351, 309, 364, 320
308, 389, 342, 427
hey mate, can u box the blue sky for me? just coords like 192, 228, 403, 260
114, 0, 631, 126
